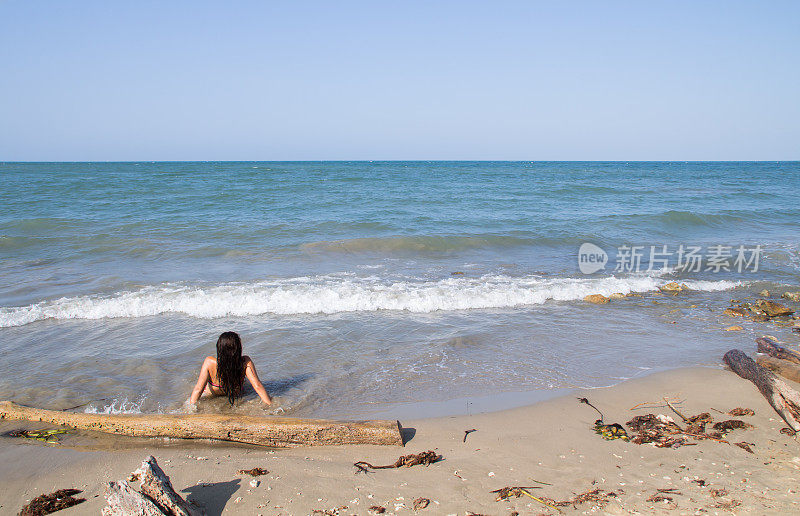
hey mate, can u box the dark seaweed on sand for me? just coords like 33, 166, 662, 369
18, 489, 85, 516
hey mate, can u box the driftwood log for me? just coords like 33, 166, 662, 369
723, 349, 800, 431
137, 456, 199, 515
757, 355, 800, 383
757, 336, 800, 365
103, 480, 166, 516
0, 401, 403, 447
103, 456, 201, 516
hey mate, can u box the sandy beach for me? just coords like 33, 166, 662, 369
3, 364, 799, 515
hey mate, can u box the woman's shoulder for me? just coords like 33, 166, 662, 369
242, 355, 254, 367
203, 356, 217, 366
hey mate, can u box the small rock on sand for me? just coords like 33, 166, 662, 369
584, 294, 609, 304
760, 289, 771, 297
609, 293, 625, 300
725, 326, 743, 331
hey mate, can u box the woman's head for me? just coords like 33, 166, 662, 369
216, 331, 245, 405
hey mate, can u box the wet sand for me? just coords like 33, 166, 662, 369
2, 366, 800, 515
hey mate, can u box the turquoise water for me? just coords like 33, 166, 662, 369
1, 161, 799, 417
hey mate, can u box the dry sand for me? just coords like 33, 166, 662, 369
2, 366, 800, 515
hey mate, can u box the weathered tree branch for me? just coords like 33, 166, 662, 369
103, 480, 167, 516
756, 355, 800, 383
723, 349, 800, 431
756, 337, 800, 365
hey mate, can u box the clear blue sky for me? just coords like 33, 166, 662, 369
1, 1, 798, 161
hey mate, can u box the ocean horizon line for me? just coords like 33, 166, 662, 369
2, 159, 799, 164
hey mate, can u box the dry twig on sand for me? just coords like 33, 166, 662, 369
354, 450, 442, 474
630, 396, 684, 411
492, 486, 559, 511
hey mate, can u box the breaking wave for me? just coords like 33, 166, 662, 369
84, 397, 144, 415
0, 274, 740, 328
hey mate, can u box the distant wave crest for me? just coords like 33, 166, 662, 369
300, 234, 585, 254
0, 274, 740, 328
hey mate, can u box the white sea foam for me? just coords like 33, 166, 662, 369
84, 397, 144, 414
0, 274, 740, 328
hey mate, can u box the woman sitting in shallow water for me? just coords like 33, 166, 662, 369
189, 331, 272, 406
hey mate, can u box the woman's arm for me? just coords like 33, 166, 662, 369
244, 359, 272, 405
188, 358, 212, 404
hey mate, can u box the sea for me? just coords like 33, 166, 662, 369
1, 161, 798, 419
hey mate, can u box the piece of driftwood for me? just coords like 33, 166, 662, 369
757, 337, 800, 365
137, 456, 199, 516
757, 355, 800, 383
104, 456, 201, 516
723, 349, 800, 431
0, 401, 403, 447
103, 481, 166, 516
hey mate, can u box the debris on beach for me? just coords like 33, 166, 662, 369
463, 428, 477, 442
238, 467, 268, 476
412, 497, 430, 510
728, 407, 755, 416
353, 450, 442, 474
368, 505, 386, 514
734, 441, 755, 453
712, 419, 753, 433
491, 487, 561, 512
103, 456, 200, 516
19, 489, 85, 516
491, 486, 541, 502
712, 499, 742, 510
593, 421, 629, 440
579, 397, 630, 440
724, 347, 800, 433
626, 414, 688, 447
539, 488, 623, 510
646, 488, 681, 503
623, 407, 754, 448
3, 428, 68, 444
311, 506, 348, 515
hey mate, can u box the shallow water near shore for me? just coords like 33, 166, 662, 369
1, 161, 798, 418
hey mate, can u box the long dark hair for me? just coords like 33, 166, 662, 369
216, 331, 245, 406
